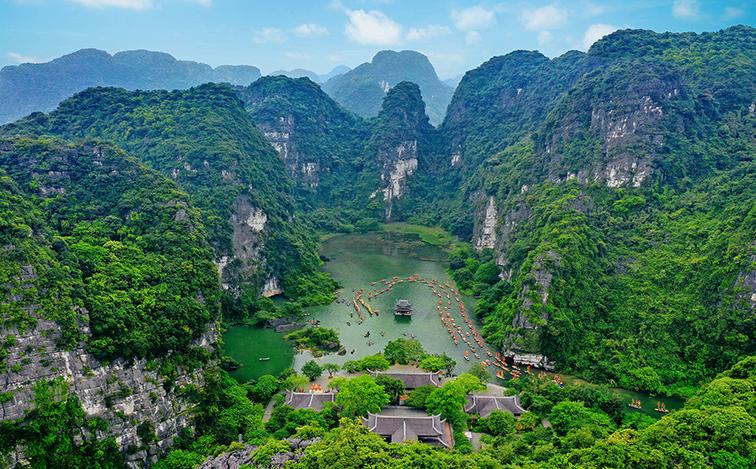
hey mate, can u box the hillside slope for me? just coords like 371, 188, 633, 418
2, 84, 335, 309
0, 137, 220, 467
442, 25, 755, 393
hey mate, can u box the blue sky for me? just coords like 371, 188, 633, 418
1, 0, 753, 78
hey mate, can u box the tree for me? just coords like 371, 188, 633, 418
405, 385, 436, 409
302, 360, 322, 381
322, 363, 340, 377
248, 375, 279, 403
548, 401, 612, 436
296, 418, 394, 467
419, 354, 456, 374
359, 354, 391, 371
425, 381, 468, 429
478, 410, 515, 436
468, 363, 491, 383
283, 373, 309, 391
335, 375, 390, 418
384, 338, 425, 365
374, 375, 405, 404
455, 373, 486, 393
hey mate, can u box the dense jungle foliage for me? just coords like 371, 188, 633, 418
0, 138, 219, 360
239, 76, 371, 208
1, 83, 336, 314
440, 25, 755, 395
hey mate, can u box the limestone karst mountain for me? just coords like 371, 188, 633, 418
322, 50, 454, 125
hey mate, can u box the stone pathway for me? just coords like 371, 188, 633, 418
263, 398, 277, 422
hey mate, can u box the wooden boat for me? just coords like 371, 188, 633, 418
655, 402, 669, 413
464, 351, 470, 361
628, 399, 642, 409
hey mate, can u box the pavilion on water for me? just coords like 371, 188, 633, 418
394, 299, 412, 316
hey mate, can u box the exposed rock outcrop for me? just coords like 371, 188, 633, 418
199, 438, 320, 469
475, 196, 498, 249
1, 318, 217, 468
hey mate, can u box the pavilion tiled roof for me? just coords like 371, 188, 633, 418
368, 370, 441, 389
362, 412, 452, 447
464, 394, 526, 418
284, 390, 336, 411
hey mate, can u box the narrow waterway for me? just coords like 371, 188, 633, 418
223, 230, 685, 416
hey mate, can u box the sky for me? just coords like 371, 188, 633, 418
0, 0, 753, 79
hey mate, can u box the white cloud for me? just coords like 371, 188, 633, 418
69, 0, 154, 9
7, 51, 39, 63
582, 23, 617, 49
344, 9, 402, 45
293, 23, 329, 38
465, 31, 481, 45
722, 6, 744, 20
520, 4, 568, 31
672, 0, 699, 18
537, 30, 553, 45
450, 5, 495, 31
583, 1, 606, 16
406, 24, 450, 41
253, 27, 285, 44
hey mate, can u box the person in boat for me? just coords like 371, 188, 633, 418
350, 349, 355, 354
346, 321, 351, 326
364, 331, 370, 338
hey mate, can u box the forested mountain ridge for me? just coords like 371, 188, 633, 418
238, 76, 371, 207
0, 48, 262, 125
2, 83, 336, 309
322, 50, 454, 125
438, 25, 756, 394
0, 137, 221, 466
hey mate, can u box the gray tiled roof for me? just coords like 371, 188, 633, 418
368, 370, 441, 389
464, 394, 526, 418
362, 412, 451, 447
284, 390, 336, 411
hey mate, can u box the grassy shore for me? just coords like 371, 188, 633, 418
380, 223, 462, 250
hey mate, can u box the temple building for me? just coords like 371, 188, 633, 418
369, 369, 442, 389
464, 394, 526, 418
284, 390, 336, 411
394, 299, 412, 316
362, 407, 453, 448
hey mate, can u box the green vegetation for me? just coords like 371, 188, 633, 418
0, 138, 220, 360
333, 375, 390, 418
383, 338, 425, 365
301, 360, 322, 381
3, 83, 337, 321
0, 378, 123, 468
285, 327, 340, 354
380, 223, 460, 249
342, 353, 391, 373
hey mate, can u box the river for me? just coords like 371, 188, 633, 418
223, 230, 685, 417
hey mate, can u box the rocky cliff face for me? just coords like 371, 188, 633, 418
369, 81, 439, 221
240, 76, 369, 204
1, 318, 216, 468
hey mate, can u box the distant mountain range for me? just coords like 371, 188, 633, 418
0, 48, 261, 124
268, 65, 351, 83
322, 50, 454, 125
0, 48, 454, 126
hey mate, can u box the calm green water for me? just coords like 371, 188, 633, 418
222, 326, 296, 382
222, 231, 685, 414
